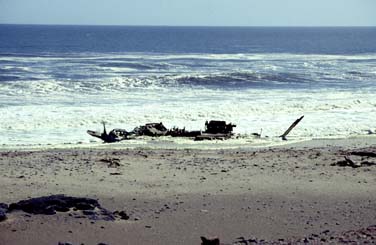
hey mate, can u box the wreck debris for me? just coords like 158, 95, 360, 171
195, 133, 230, 141
195, 121, 236, 141
280, 115, 304, 140
168, 127, 201, 137
204, 120, 236, 134
87, 120, 236, 143
133, 122, 168, 137
87, 122, 129, 143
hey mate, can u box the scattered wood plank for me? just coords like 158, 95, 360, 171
109, 172, 122, 176
280, 116, 304, 141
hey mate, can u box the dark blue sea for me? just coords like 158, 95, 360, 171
0, 25, 376, 147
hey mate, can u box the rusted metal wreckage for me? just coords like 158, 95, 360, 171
87, 116, 304, 143
87, 120, 237, 143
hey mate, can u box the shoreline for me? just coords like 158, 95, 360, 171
0, 137, 375, 244
1, 134, 376, 152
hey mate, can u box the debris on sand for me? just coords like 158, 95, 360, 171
230, 224, 376, 244
0, 203, 8, 222
332, 151, 376, 168
100, 158, 121, 167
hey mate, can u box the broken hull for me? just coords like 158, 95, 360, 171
87, 130, 124, 143
87, 130, 102, 139
194, 133, 232, 141
87, 121, 236, 143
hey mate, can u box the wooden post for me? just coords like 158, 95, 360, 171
280, 116, 304, 140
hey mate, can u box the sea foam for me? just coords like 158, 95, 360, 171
0, 52, 375, 147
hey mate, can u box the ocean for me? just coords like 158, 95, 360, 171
0, 25, 376, 147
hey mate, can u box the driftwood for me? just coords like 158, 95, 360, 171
280, 116, 304, 140
350, 151, 376, 158
333, 155, 376, 168
334, 151, 376, 168
100, 158, 121, 168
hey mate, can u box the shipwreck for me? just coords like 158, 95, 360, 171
87, 120, 236, 143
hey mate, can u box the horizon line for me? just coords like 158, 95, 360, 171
1, 23, 375, 28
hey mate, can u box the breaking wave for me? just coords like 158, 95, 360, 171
1, 52, 376, 147
0, 52, 375, 96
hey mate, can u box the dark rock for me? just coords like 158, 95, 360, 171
0, 203, 8, 211
113, 210, 130, 220
5, 195, 125, 222
82, 210, 96, 215
75, 202, 95, 210
201, 236, 220, 245
43, 206, 57, 215
248, 238, 258, 243
99, 209, 116, 221
0, 203, 8, 222
8, 195, 100, 215
0, 209, 7, 222
235, 236, 249, 245
54, 205, 70, 212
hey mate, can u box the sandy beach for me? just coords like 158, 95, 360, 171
0, 137, 376, 245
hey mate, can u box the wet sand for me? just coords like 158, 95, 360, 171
0, 138, 375, 244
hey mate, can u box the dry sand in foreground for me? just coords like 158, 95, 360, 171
0, 138, 375, 245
